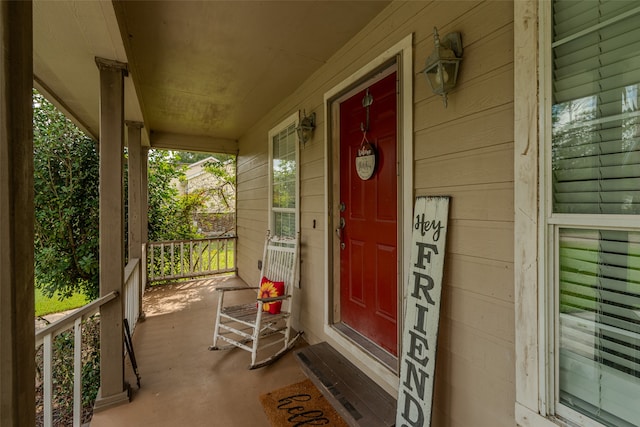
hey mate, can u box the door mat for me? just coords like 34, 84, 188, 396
260, 379, 349, 426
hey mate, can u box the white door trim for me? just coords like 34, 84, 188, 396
322, 33, 413, 392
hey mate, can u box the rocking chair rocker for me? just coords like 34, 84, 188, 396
209, 231, 303, 369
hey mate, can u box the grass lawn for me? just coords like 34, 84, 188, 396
35, 287, 89, 317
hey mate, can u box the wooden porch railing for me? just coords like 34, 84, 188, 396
34, 236, 231, 425
147, 236, 236, 282
124, 257, 143, 335
35, 291, 116, 427
35, 257, 144, 427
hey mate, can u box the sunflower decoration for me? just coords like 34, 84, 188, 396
259, 277, 285, 314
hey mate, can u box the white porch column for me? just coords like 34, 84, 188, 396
0, 2, 35, 425
126, 121, 145, 319
94, 57, 130, 411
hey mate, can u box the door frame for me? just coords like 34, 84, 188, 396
323, 34, 413, 387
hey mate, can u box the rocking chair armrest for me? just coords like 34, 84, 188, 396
257, 294, 291, 304
214, 286, 259, 293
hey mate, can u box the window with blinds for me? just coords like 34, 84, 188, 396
270, 121, 298, 238
552, 1, 640, 214
558, 229, 640, 426
551, 2, 640, 426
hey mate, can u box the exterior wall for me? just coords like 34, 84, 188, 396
237, 1, 515, 426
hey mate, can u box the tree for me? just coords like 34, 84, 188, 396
202, 154, 236, 213
33, 90, 100, 300
147, 149, 206, 242
34, 91, 208, 301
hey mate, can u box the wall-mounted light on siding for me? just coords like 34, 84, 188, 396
422, 27, 463, 108
296, 110, 316, 147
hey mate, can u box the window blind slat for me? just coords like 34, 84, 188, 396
561, 265, 640, 293
560, 275, 640, 308
554, 1, 640, 43
554, 203, 640, 214
554, 164, 640, 181
554, 53, 640, 94
560, 328, 639, 375
554, 16, 640, 63
561, 289, 640, 329
554, 151, 640, 169
554, 72, 640, 103
554, 192, 640, 206
554, 177, 640, 193
554, 136, 640, 159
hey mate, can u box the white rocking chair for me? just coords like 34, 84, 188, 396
209, 231, 303, 369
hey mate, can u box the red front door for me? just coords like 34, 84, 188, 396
339, 71, 398, 356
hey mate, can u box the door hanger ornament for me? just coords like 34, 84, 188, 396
356, 88, 376, 181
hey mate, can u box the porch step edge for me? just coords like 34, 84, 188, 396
294, 342, 396, 427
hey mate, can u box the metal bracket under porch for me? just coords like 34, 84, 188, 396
294, 342, 396, 427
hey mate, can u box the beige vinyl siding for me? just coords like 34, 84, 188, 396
236, 147, 268, 276
413, 2, 514, 426
236, 1, 514, 426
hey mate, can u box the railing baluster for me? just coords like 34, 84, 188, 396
196, 241, 200, 274
225, 240, 228, 270
220, 239, 225, 270
149, 243, 155, 281
73, 317, 82, 427
216, 239, 220, 270
43, 333, 53, 427
178, 241, 182, 277
142, 243, 147, 298
234, 236, 237, 271
171, 242, 175, 278
190, 240, 194, 275
160, 244, 165, 279
207, 239, 213, 271
123, 258, 140, 332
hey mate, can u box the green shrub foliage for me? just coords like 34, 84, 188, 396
33, 90, 100, 300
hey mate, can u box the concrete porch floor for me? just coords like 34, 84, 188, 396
90, 275, 307, 427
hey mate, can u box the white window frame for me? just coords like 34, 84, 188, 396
543, 0, 640, 423
268, 111, 300, 240
515, 2, 640, 427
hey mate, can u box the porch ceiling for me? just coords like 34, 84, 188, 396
33, 0, 390, 151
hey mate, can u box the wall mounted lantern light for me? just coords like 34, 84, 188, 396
422, 27, 463, 108
296, 110, 316, 146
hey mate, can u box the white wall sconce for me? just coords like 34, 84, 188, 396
296, 110, 316, 146
422, 27, 463, 108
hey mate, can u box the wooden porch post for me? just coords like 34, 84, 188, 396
127, 121, 143, 260
142, 147, 149, 246
127, 121, 145, 319
94, 57, 130, 411
0, 2, 35, 425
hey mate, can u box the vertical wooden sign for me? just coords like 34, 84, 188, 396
396, 196, 450, 427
